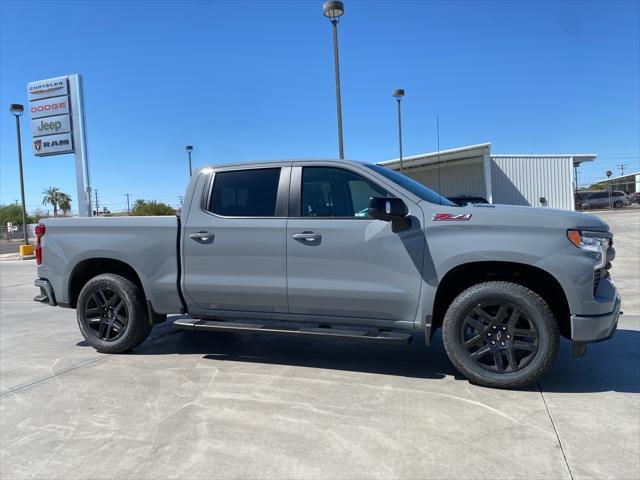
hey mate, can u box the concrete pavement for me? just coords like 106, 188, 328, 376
1, 261, 638, 479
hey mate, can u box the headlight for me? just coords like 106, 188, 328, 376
567, 230, 609, 268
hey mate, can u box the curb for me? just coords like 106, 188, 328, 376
0, 253, 34, 262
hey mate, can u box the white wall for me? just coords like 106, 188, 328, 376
491, 156, 574, 210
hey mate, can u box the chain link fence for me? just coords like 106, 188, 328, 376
0, 224, 36, 242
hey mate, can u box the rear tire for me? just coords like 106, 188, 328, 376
76, 273, 151, 353
442, 281, 559, 389
613, 200, 623, 208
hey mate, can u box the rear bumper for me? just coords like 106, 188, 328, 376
570, 295, 621, 343
34, 278, 57, 306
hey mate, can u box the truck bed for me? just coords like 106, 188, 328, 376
38, 216, 183, 314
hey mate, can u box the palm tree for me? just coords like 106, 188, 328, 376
57, 192, 72, 216
42, 187, 60, 217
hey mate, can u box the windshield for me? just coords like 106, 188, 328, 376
365, 164, 456, 206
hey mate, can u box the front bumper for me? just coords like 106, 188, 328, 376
34, 278, 57, 306
570, 294, 621, 343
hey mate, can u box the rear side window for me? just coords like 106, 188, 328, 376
209, 168, 280, 217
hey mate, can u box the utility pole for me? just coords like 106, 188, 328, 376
178, 195, 183, 206
125, 193, 131, 215
617, 164, 629, 176
573, 165, 579, 192
94, 189, 99, 216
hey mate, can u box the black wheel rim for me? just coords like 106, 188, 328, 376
461, 302, 539, 373
84, 288, 128, 342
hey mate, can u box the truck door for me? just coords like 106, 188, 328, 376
286, 164, 424, 323
181, 165, 290, 314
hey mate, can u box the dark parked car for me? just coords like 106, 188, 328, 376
628, 192, 640, 204
578, 191, 630, 210
447, 195, 489, 207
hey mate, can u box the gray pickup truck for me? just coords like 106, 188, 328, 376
34, 160, 621, 388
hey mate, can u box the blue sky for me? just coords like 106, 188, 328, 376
1, 0, 639, 214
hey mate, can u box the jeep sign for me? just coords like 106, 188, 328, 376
30, 114, 71, 136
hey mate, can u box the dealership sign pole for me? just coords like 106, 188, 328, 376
27, 74, 92, 217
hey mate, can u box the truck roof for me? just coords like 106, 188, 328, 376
197, 158, 371, 172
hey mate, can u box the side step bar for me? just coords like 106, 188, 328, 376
174, 318, 412, 344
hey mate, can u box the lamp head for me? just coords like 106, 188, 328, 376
323, 1, 344, 21
392, 89, 405, 99
9, 104, 24, 116
186, 145, 193, 153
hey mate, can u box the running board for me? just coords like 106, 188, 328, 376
173, 319, 412, 344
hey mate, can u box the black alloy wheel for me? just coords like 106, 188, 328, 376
84, 287, 129, 342
76, 273, 151, 353
461, 302, 539, 373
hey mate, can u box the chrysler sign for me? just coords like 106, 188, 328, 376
28, 77, 69, 101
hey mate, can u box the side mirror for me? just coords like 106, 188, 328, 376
368, 197, 410, 232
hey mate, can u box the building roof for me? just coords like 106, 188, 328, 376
379, 143, 597, 169
493, 154, 597, 166
379, 143, 491, 170
594, 171, 640, 183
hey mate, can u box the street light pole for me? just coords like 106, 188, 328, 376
392, 89, 405, 174
606, 170, 612, 210
9, 104, 28, 245
323, 1, 345, 159
186, 145, 193, 177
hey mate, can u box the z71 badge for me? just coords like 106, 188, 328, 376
432, 213, 472, 221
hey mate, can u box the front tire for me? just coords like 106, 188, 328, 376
76, 273, 151, 353
442, 281, 559, 389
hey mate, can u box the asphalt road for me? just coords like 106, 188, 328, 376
0, 210, 638, 479
0, 241, 23, 255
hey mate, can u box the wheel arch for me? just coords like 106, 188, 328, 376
68, 258, 146, 309
432, 261, 571, 339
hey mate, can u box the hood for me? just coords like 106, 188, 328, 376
446, 203, 610, 231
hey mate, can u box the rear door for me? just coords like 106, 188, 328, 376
181, 164, 290, 314
286, 163, 424, 323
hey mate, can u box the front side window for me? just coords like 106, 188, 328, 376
365, 163, 456, 206
209, 168, 280, 217
301, 167, 387, 217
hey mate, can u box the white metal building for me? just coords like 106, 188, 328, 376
593, 171, 640, 194
378, 143, 596, 210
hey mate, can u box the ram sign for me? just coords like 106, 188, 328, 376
27, 76, 74, 156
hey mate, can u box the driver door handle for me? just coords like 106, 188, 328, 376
292, 231, 322, 243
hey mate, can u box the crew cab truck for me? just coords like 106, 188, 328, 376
34, 160, 621, 389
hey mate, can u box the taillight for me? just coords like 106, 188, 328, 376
35, 223, 45, 265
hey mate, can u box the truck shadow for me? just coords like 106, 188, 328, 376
133, 319, 639, 393
139, 320, 459, 381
